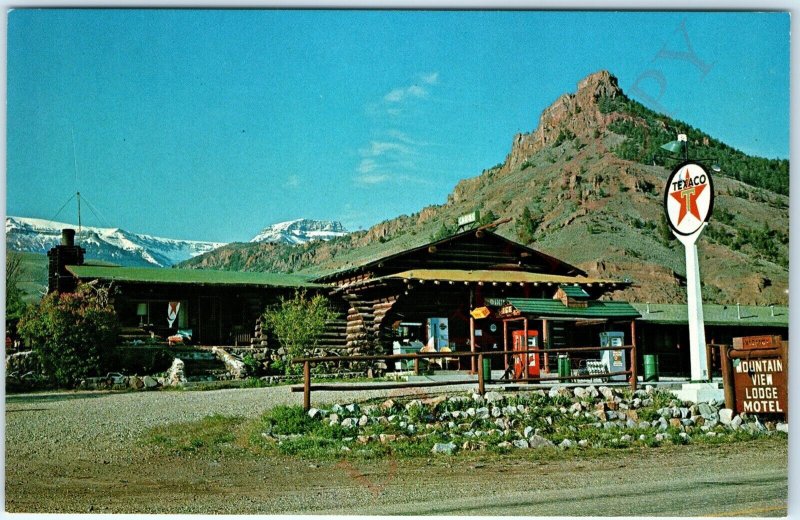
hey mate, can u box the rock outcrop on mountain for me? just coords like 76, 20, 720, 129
502, 70, 623, 173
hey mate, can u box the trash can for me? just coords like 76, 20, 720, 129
558, 355, 571, 378
482, 357, 492, 382
644, 354, 659, 382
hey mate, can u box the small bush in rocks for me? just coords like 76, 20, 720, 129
146, 385, 786, 461
266, 386, 781, 458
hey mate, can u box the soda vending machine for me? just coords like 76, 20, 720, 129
512, 330, 539, 379
427, 318, 449, 351
600, 331, 627, 381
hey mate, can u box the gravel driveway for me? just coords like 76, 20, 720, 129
5, 384, 475, 459
5, 385, 788, 515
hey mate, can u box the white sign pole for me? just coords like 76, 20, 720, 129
677, 230, 708, 381
664, 161, 714, 383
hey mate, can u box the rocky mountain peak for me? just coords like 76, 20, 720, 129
576, 70, 622, 101
500, 70, 624, 173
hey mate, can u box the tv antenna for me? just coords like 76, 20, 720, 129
71, 125, 81, 233
50, 125, 109, 231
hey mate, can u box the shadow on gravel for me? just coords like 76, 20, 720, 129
6, 392, 111, 404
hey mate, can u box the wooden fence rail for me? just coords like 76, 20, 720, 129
292, 345, 637, 411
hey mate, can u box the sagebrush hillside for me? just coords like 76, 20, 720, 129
182, 71, 788, 305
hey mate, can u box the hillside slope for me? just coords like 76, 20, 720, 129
181, 71, 789, 305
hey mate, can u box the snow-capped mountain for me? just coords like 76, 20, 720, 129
249, 219, 348, 245
6, 216, 225, 267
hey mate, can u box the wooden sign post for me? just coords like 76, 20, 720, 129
720, 335, 788, 418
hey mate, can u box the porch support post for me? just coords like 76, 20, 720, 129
542, 318, 549, 374
706, 338, 714, 380
469, 284, 476, 374
630, 320, 638, 391
477, 352, 485, 395
503, 319, 509, 372
523, 317, 528, 379
470, 316, 476, 374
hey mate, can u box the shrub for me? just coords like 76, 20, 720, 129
6, 252, 27, 337
262, 290, 337, 373
17, 282, 119, 387
261, 405, 319, 435
553, 128, 576, 147
515, 206, 543, 244
430, 221, 457, 241
477, 210, 499, 226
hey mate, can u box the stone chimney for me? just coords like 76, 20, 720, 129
47, 229, 85, 293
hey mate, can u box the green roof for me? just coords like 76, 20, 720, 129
67, 265, 323, 288
559, 285, 590, 299
631, 303, 789, 328
310, 228, 585, 282
505, 298, 641, 319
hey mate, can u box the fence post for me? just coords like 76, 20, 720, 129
720, 346, 735, 410
781, 340, 789, 423
414, 355, 420, 375
477, 352, 485, 395
303, 360, 311, 411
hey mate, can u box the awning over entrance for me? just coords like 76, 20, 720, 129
499, 298, 641, 320
383, 269, 628, 287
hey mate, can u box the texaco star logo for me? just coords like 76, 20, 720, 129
664, 161, 714, 237
670, 171, 707, 225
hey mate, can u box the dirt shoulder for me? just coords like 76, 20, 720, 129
6, 439, 787, 515
5, 388, 788, 515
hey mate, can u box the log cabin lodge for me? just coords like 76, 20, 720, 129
48, 227, 788, 378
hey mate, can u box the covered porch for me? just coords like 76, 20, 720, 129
331, 267, 634, 375
494, 294, 642, 381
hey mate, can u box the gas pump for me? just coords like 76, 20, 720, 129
512, 330, 539, 379
600, 331, 627, 381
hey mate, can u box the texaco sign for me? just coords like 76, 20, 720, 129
663, 161, 714, 237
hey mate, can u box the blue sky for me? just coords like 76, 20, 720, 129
6, 10, 790, 242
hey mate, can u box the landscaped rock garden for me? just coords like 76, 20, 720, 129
263, 385, 787, 457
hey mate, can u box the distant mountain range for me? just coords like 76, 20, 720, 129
5, 216, 348, 268
250, 219, 348, 245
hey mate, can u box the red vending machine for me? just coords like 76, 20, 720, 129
513, 330, 539, 379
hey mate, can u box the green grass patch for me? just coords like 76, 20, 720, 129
143, 392, 785, 463
146, 414, 246, 454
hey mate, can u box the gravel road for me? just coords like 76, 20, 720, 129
6, 384, 472, 459
5, 386, 788, 515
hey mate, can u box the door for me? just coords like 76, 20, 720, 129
199, 296, 221, 344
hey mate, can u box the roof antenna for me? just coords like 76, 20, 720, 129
71, 125, 81, 234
